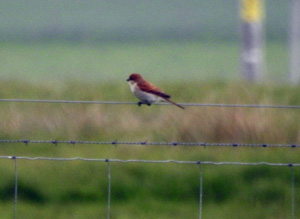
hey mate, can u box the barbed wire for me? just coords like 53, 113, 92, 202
0, 98, 300, 109
0, 139, 300, 148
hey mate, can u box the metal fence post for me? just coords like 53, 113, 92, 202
289, 0, 300, 84
240, 0, 265, 82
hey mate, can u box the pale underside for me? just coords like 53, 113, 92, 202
128, 81, 165, 104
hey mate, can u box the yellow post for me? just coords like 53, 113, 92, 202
241, 0, 264, 22
240, 0, 265, 82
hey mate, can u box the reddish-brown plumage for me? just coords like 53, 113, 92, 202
127, 73, 184, 109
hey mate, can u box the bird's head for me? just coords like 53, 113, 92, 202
126, 73, 143, 82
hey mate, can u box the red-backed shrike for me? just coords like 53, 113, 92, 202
126, 73, 184, 109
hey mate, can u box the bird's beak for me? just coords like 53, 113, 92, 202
126, 78, 130, 81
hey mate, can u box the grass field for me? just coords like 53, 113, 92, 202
0, 80, 300, 218
0, 41, 298, 218
0, 40, 289, 83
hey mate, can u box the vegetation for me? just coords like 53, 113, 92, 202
0, 41, 288, 83
0, 1, 294, 217
0, 78, 299, 218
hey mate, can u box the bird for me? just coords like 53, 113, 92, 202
126, 73, 184, 109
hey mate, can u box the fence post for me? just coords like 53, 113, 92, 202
106, 160, 111, 219
13, 157, 18, 219
198, 163, 203, 219
289, 0, 300, 84
240, 0, 265, 82
290, 164, 295, 219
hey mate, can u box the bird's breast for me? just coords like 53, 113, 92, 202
128, 81, 138, 93
128, 82, 162, 103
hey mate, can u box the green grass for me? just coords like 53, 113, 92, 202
0, 40, 288, 84
0, 79, 299, 218
0, 41, 297, 218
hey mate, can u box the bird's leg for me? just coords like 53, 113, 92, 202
138, 101, 151, 107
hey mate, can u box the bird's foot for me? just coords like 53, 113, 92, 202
138, 101, 151, 107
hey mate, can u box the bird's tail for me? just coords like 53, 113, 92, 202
164, 98, 185, 109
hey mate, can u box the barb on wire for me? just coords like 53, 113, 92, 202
0, 139, 300, 148
0, 98, 300, 109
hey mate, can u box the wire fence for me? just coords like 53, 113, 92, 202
0, 156, 297, 219
1, 139, 300, 148
0, 98, 299, 218
1, 98, 300, 109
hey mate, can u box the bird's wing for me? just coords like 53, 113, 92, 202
138, 81, 171, 98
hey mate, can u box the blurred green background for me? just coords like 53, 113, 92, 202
0, 0, 290, 83
0, 1, 299, 218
